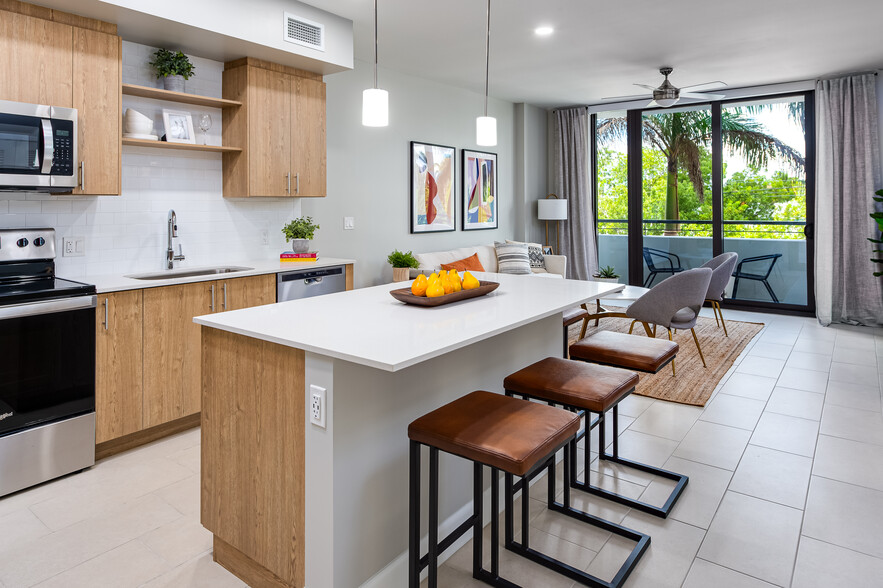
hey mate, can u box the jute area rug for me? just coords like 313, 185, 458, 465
567, 308, 764, 407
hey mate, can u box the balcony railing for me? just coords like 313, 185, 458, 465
595, 219, 809, 305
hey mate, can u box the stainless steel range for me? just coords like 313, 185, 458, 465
0, 228, 96, 497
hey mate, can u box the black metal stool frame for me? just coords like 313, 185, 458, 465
505, 388, 688, 519
409, 435, 650, 588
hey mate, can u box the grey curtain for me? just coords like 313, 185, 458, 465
553, 107, 598, 280
816, 73, 883, 326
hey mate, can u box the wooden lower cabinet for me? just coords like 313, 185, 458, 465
95, 290, 143, 444
143, 281, 213, 428
97, 274, 280, 447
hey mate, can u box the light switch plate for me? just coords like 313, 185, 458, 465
343, 216, 355, 230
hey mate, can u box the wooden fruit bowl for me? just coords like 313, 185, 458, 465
389, 281, 500, 307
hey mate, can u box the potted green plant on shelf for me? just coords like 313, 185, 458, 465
592, 265, 620, 283
870, 188, 883, 277
282, 216, 320, 253
387, 249, 419, 282
149, 49, 195, 92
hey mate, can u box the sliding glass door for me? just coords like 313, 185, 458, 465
593, 92, 815, 312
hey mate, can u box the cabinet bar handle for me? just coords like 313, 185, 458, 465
210, 284, 215, 311
223, 282, 227, 310
295, 172, 299, 194
102, 297, 108, 330
287, 172, 291, 194
79, 161, 85, 192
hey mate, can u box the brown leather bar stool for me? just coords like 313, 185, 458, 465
408, 391, 649, 588
504, 357, 689, 519
562, 307, 589, 357
570, 330, 679, 376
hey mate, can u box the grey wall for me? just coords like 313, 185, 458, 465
514, 103, 550, 246
304, 59, 535, 288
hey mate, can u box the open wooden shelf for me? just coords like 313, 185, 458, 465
122, 83, 242, 109
122, 138, 242, 153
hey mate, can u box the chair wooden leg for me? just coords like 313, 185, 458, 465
628, 320, 638, 335
708, 299, 720, 327
594, 300, 601, 328
652, 324, 658, 338
691, 328, 707, 367
642, 322, 654, 338
668, 329, 676, 376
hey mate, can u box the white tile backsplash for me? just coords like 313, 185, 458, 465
0, 41, 301, 280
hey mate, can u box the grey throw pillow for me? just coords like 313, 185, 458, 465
494, 241, 531, 275
506, 239, 546, 269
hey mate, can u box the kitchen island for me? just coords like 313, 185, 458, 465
195, 273, 623, 588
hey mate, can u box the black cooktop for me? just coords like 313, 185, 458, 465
0, 276, 96, 306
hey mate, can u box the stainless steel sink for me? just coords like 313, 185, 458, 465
125, 266, 254, 280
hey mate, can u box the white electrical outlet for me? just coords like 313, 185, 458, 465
310, 385, 326, 428
62, 237, 85, 257
260, 228, 269, 245
343, 216, 355, 230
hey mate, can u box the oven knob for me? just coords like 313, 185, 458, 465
16, 238, 28, 247
34, 237, 45, 247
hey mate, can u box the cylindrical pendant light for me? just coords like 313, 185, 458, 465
362, 0, 388, 127
476, 0, 496, 146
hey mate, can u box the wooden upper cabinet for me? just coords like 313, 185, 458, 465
218, 274, 276, 311
95, 290, 143, 444
143, 281, 214, 428
72, 27, 121, 195
0, 10, 72, 107
291, 76, 326, 197
222, 58, 326, 198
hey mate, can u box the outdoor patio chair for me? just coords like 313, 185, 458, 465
625, 267, 713, 370
700, 252, 739, 336
642, 247, 685, 287
731, 253, 782, 303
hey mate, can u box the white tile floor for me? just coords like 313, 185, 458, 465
0, 308, 880, 587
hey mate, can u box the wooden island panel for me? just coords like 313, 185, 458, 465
201, 327, 305, 588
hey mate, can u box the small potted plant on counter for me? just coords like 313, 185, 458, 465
282, 216, 320, 253
387, 249, 419, 282
592, 265, 620, 283
149, 49, 195, 92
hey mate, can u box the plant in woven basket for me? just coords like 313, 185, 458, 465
149, 49, 195, 80
870, 189, 883, 277
595, 265, 619, 279
387, 249, 419, 269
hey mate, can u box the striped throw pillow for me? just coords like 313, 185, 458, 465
494, 241, 531, 275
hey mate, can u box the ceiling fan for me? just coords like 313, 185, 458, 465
602, 67, 727, 108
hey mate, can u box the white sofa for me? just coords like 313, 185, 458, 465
410, 244, 566, 278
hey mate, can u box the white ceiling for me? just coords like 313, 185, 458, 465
310, 0, 883, 108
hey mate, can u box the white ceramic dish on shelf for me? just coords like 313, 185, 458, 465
122, 133, 159, 140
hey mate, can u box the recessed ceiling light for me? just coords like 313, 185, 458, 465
534, 26, 554, 36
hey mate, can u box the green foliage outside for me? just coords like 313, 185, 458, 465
596, 145, 807, 239
870, 189, 883, 277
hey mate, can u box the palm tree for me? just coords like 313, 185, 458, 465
597, 107, 805, 234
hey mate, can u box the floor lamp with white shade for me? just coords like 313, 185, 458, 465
538, 194, 567, 254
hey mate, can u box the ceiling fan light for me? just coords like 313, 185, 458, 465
476, 116, 497, 146
362, 88, 388, 127
655, 97, 678, 108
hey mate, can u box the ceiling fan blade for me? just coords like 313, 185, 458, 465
601, 93, 652, 102
680, 92, 727, 100
680, 80, 727, 92
634, 83, 657, 91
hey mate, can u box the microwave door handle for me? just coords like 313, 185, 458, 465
40, 119, 54, 174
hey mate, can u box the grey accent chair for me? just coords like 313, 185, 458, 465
625, 268, 713, 370
701, 252, 739, 337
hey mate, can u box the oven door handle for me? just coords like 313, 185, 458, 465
41, 119, 54, 174
0, 295, 96, 321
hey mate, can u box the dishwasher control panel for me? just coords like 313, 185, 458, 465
277, 265, 347, 302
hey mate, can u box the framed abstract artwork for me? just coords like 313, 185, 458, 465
462, 150, 498, 231
410, 141, 456, 233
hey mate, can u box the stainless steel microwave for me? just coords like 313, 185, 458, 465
0, 99, 77, 191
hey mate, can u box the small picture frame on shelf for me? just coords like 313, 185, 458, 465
543, 246, 554, 256
162, 109, 195, 144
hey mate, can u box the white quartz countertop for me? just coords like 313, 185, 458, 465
194, 273, 624, 372
69, 258, 355, 293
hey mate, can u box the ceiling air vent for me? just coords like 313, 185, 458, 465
284, 12, 325, 52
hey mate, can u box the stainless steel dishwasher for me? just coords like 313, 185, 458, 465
277, 265, 347, 301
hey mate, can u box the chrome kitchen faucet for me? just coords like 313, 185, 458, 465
167, 209, 185, 269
